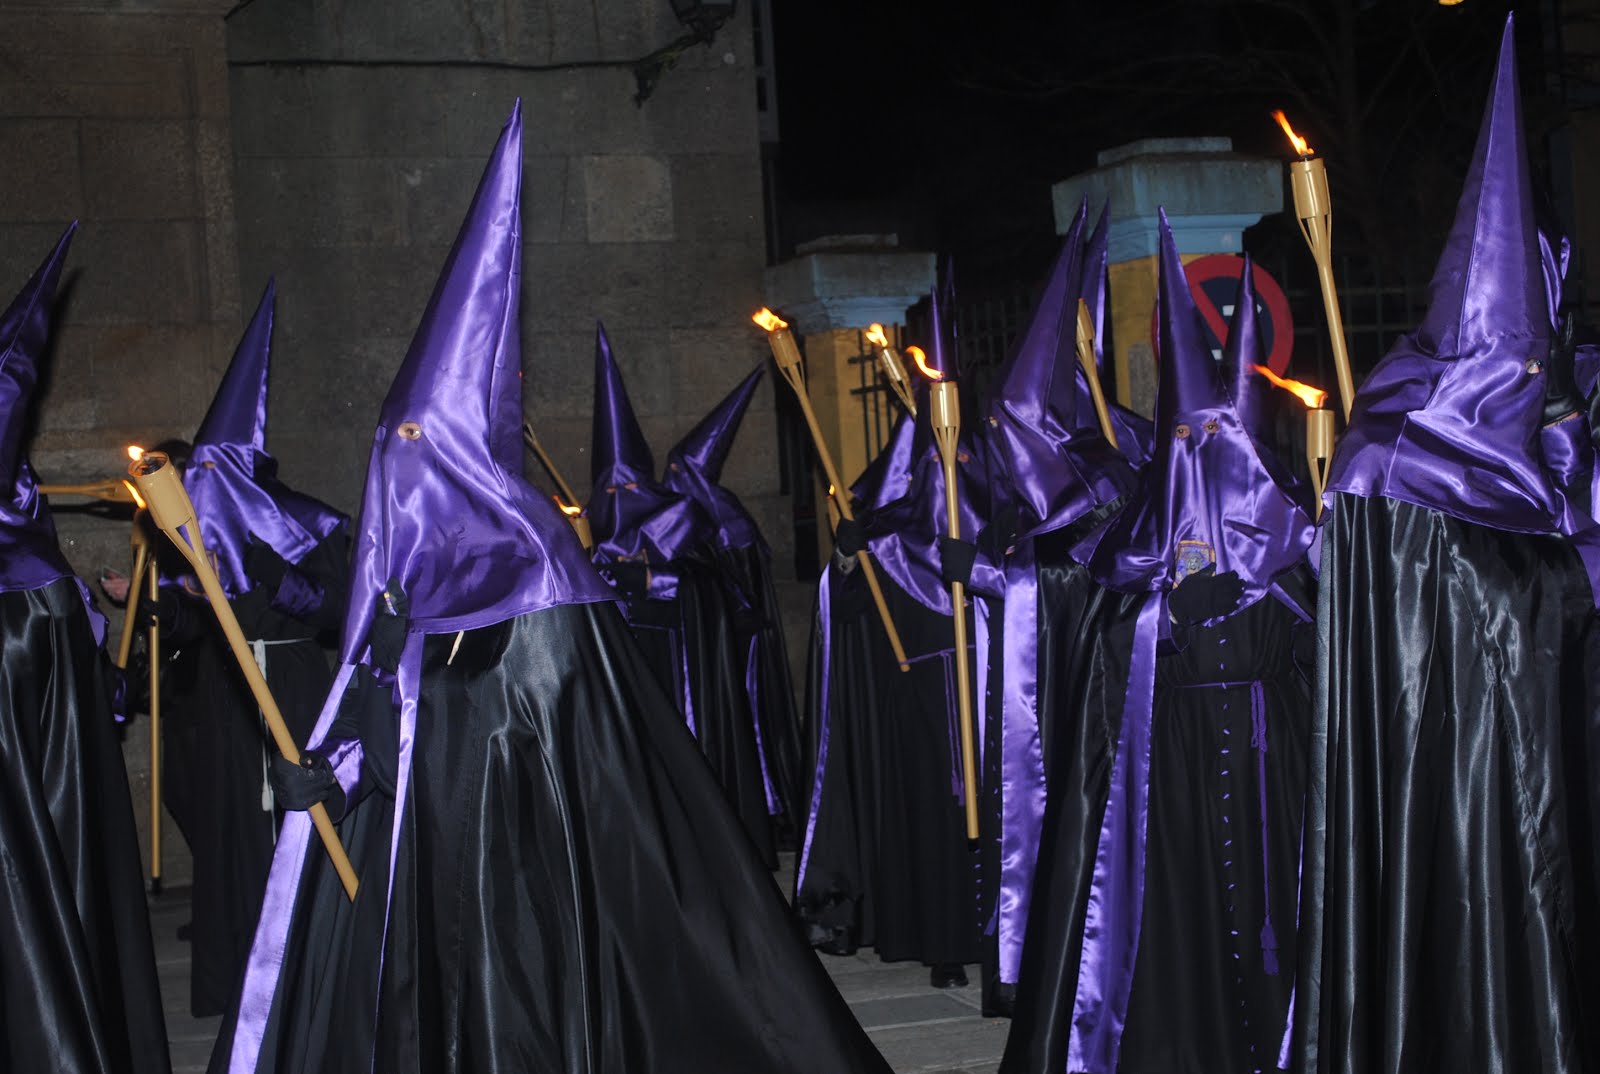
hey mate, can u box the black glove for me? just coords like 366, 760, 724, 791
605, 561, 652, 600
269, 750, 344, 818
135, 588, 181, 631
833, 517, 866, 558
243, 535, 289, 591
367, 580, 409, 674
1167, 565, 1244, 625
1545, 310, 1583, 425
938, 536, 978, 587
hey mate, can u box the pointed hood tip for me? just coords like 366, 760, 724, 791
667, 361, 765, 483
590, 321, 655, 486
195, 279, 275, 451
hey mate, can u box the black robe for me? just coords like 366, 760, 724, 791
0, 577, 170, 1074
159, 534, 345, 1016
795, 563, 983, 969
213, 600, 890, 1074
1292, 494, 1600, 1074
1002, 560, 1313, 1074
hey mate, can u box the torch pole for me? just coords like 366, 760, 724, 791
521, 423, 583, 508
1306, 407, 1335, 521
868, 325, 919, 418
761, 323, 911, 671
146, 553, 162, 894
929, 380, 979, 840
128, 452, 359, 901
37, 478, 140, 503
114, 522, 150, 670
1289, 158, 1356, 421
1075, 300, 1120, 449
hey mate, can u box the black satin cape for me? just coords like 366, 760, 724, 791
0, 578, 170, 1073
160, 535, 343, 1016
795, 564, 982, 968
616, 557, 778, 867
1292, 494, 1600, 1074
213, 600, 890, 1074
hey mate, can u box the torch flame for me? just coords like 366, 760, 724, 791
906, 345, 943, 381
122, 479, 147, 509
1271, 110, 1313, 158
1253, 364, 1328, 409
865, 324, 889, 348
555, 497, 581, 517
752, 308, 788, 332
126, 445, 144, 462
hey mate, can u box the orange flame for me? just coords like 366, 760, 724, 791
906, 345, 943, 381
865, 324, 889, 348
555, 497, 581, 517
1253, 364, 1328, 409
752, 308, 788, 332
126, 445, 144, 462
122, 480, 146, 509
1271, 110, 1313, 157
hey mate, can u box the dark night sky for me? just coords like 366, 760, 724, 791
768, 1, 1541, 292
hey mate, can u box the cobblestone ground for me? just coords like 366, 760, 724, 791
152, 855, 1006, 1074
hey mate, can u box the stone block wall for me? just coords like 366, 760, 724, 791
225, 0, 782, 568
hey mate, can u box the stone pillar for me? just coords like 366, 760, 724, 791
762, 237, 934, 560
1052, 138, 1282, 417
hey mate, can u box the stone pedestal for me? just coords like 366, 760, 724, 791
763, 237, 934, 561
1052, 138, 1282, 417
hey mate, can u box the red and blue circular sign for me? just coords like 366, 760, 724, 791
1151, 255, 1295, 376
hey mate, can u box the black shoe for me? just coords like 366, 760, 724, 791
929, 963, 968, 988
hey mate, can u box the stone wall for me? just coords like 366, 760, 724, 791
225, 0, 782, 570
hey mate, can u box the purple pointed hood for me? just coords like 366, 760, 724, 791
662, 362, 766, 550
0, 225, 79, 597
986, 207, 1136, 538
586, 322, 709, 565
1075, 211, 1314, 612
186, 280, 348, 598
1082, 201, 1157, 469
341, 102, 613, 664
851, 403, 919, 513
1328, 16, 1569, 534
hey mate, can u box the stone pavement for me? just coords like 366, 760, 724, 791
150, 855, 1007, 1074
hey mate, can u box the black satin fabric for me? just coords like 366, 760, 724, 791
0, 579, 170, 1073
226, 601, 890, 1074
796, 566, 982, 967
620, 558, 777, 867
162, 534, 343, 1016
1293, 494, 1600, 1074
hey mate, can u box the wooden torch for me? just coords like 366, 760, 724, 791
865, 323, 918, 417
127, 450, 359, 901
927, 378, 979, 840
1074, 299, 1120, 448
522, 422, 593, 552
1274, 110, 1355, 420
754, 308, 910, 671
1254, 364, 1333, 520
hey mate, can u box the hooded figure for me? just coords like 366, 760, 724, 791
977, 205, 1137, 1015
149, 278, 350, 1017
0, 225, 172, 1074
1001, 216, 1317, 1074
213, 103, 892, 1074
661, 364, 806, 847
795, 272, 1000, 989
1292, 20, 1600, 1073
585, 330, 779, 866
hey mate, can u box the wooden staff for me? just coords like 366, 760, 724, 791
928, 379, 979, 839
756, 311, 910, 671
522, 423, 594, 552
38, 478, 140, 503
866, 324, 919, 417
1075, 300, 1119, 449
1288, 156, 1356, 420
144, 552, 163, 893
128, 452, 359, 901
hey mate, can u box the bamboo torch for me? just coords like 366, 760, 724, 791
143, 543, 163, 892
1273, 110, 1355, 420
865, 324, 918, 417
753, 309, 910, 672
522, 423, 593, 551
1254, 364, 1333, 519
927, 377, 979, 840
1074, 299, 1120, 448
127, 451, 359, 901
37, 477, 141, 503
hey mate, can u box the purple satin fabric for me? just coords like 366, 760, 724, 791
340, 105, 613, 667
1068, 593, 1162, 1073
745, 633, 780, 813
662, 362, 766, 552
997, 544, 1046, 985
796, 565, 834, 893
